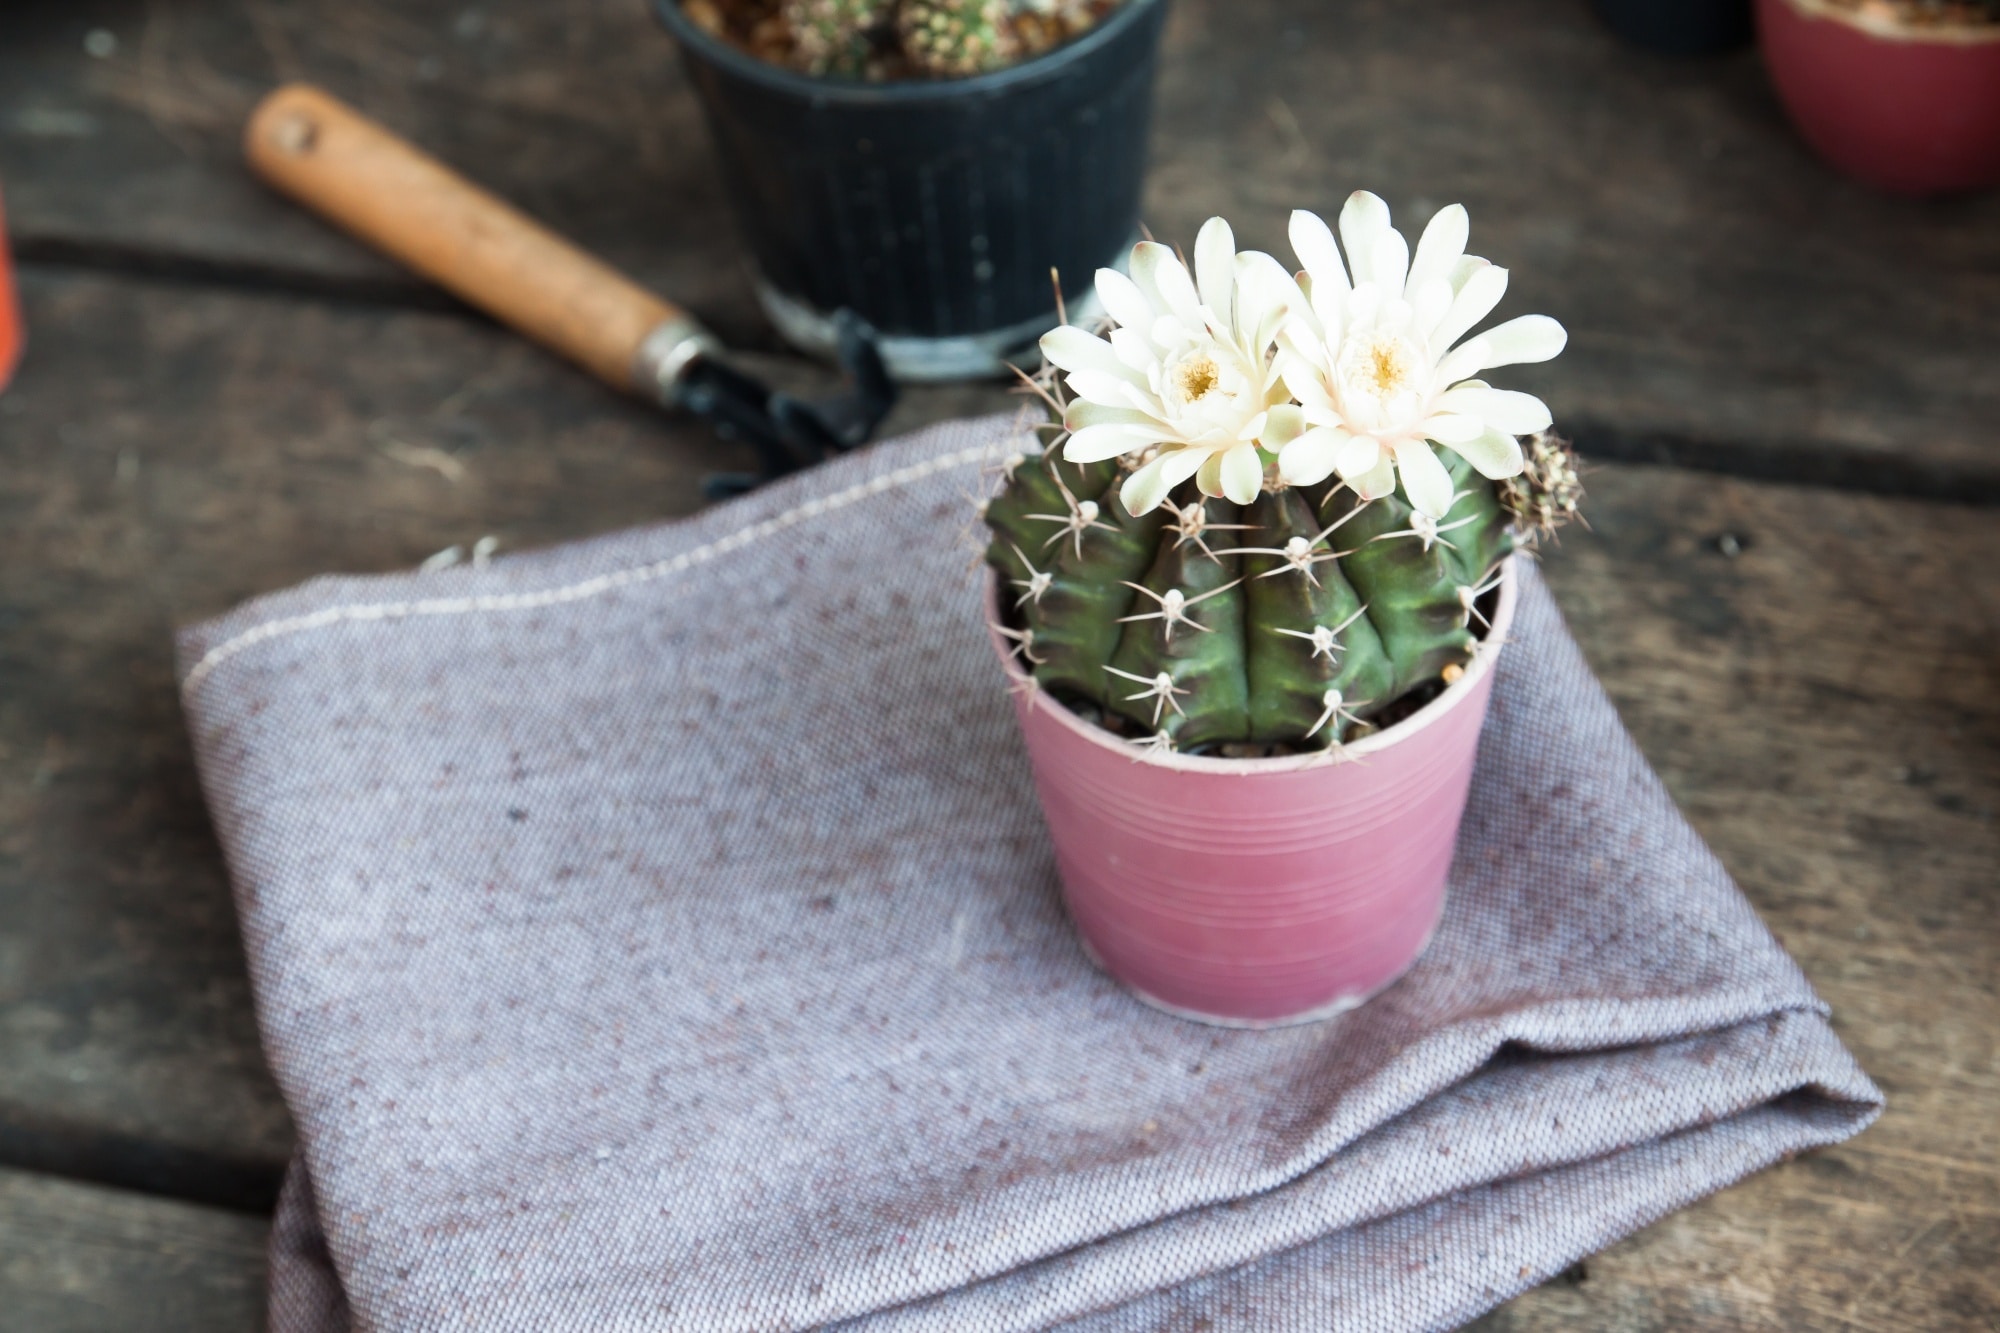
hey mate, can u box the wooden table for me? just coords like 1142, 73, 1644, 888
1, 0, 1995, 1327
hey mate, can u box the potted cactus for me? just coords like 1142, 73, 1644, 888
1759, 0, 2000, 193
981, 193, 1581, 1026
654, 0, 1167, 380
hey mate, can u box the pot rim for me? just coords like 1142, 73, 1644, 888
1771, 0, 2000, 46
652, 0, 1169, 103
986, 552, 1520, 775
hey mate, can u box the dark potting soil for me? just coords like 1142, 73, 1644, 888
679, 0, 1128, 82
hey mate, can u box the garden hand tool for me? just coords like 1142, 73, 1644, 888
244, 84, 894, 495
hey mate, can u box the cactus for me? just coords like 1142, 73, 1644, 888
785, 0, 891, 78
984, 440, 1564, 754
899, 0, 1020, 75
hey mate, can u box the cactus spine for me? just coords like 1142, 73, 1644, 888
984, 442, 1555, 753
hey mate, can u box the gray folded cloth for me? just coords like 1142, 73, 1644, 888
179, 414, 1880, 1333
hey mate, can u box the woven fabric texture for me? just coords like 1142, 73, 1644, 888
178, 415, 1880, 1333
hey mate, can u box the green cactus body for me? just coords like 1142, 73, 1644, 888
785, 0, 889, 78
899, 0, 1019, 76
1437, 450, 1511, 589
1107, 499, 1250, 746
1310, 484, 1479, 701
986, 448, 1522, 753
1241, 489, 1394, 744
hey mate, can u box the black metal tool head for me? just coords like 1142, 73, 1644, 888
679, 311, 897, 500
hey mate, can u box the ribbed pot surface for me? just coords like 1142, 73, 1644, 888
991, 559, 1515, 1026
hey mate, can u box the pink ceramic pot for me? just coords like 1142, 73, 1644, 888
990, 558, 1517, 1027
1758, 0, 2000, 194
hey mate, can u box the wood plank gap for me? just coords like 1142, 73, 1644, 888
0, 1106, 285, 1217
9, 242, 785, 353
1569, 420, 2000, 509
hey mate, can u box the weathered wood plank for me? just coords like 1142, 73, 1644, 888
3, 0, 1997, 491
0, 1165, 267, 1333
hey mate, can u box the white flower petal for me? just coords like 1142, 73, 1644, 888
1278, 425, 1346, 486
1274, 324, 1322, 367
1309, 286, 1344, 350
1448, 255, 1487, 293
1338, 191, 1393, 285
1064, 369, 1155, 411
1368, 225, 1410, 296
1406, 203, 1469, 302
1041, 325, 1140, 380
1434, 337, 1490, 387
1343, 282, 1381, 332
1219, 443, 1263, 504
1288, 209, 1350, 299
1119, 454, 1178, 516
1420, 412, 1485, 443
1392, 439, 1456, 517
1348, 452, 1399, 501
1411, 277, 1453, 344
1236, 251, 1304, 353
1064, 401, 1161, 431
1436, 385, 1552, 435
1109, 327, 1155, 371
1194, 218, 1237, 327
1191, 451, 1225, 499
1132, 241, 1204, 329
1094, 268, 1157, 335
1476, 314, 1568, 368
1333, 432, 1383, 479
1160, 446, 1208, 488
1445, 425, 1528, 480
1278, 357, 1338, 419
1433, 264, 1509, 352
1064, 423, 1162, 462
1263, 402, 1307, 449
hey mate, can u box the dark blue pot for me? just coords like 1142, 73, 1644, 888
653, 0, 1169, 379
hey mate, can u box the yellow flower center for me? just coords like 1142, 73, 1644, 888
1335, 329, 1427, 429
1369, 342, 1409, 393
1174, 355, 1221, 402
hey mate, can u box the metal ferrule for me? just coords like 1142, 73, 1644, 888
632, 316, 724, 407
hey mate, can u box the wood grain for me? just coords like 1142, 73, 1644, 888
2, 0, 1997, 492
0, 1165, 268, 1333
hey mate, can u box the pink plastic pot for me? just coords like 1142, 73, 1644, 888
989, 558, 1517, 1027
1758, 0, 2000, 194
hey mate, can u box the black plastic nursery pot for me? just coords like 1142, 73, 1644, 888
1589, 0, 1752, 53
653, 0, 1169, 380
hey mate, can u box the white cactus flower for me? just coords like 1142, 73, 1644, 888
1038, 218, 1304, 517
1273, 192, 1567, 519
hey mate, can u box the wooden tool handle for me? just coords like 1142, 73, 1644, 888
246, 83, 695, 394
